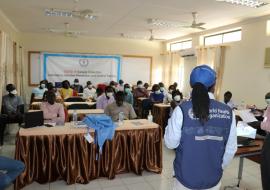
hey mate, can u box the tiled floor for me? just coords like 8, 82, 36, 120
0, 124, 263, 190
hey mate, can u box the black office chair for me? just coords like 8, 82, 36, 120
141, 99, 153, 119
64, 97, 84, 102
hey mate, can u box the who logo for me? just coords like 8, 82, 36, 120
79, 59, 89, 67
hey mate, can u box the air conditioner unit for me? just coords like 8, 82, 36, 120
178, 48, 196, 57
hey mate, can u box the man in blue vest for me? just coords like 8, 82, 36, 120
164, 65, 237, 190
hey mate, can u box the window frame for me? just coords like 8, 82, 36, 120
169, 39, 192, 52
204, 29, 242, 46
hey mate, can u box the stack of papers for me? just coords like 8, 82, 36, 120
234, 109, 258, 123
236, 121, 257, 139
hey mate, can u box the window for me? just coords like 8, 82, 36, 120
204, 29, 242, 46
266, 20, 270, 36
169, 40, 192, 52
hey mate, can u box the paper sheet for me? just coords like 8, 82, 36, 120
236, 121, 257, 139
84, 133, 94, 144
235, 109, 258, 123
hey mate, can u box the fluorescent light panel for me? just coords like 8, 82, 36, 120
216, 0, 268, 8
44, 9, 97, 20
148, 19, 184, 28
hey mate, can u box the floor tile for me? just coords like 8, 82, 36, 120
126, 182, 153, 190
148, 178, 173, 190
50, 181, 75, 190
75, 181, 101, 190
103, 185, 129, 190
22, 182, 49, 190
118, 173, 145, 185
98, 177, 124, 188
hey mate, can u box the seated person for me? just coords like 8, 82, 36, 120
105, 91, 137, 122
173, 82, 178, 90
260, 93, 270, 189
96, 86, 115, 109
0, 115, 7, 148
31, 80, 47, 102
42, 82, 57, 101
170, 90, 183, 116
144, 82, 150, 90
95, 87, 104, 100
40, 91, 65, 125
2, 84, 24, 124
0, 156, 25, 190
133, 80, 149, 98
71, 78, 83, 93
149, 84, 164, 103
124, 84, 133, 105
59, 80, 77, 99
109, 81, 118, 94
117, 79, 124, 91
83, 81, 96, 100
163, 85, 176, 103
159, 82, 167, 95
265, 92, 270, 109
224, 91, 236, 109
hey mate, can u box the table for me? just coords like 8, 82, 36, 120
15, 119, 162, 190
225, 140, 263, 189
152, 103, 171, 134
63, 101, 96, 108
67, 109, 104, 121
30, 101, 96, 110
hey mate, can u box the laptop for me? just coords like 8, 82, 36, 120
23, 111, 44, 128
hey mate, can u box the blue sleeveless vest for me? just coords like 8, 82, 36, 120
174, 99, 232, 189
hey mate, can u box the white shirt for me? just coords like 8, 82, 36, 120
83, 87, 96, 99
164, 93, 173, 103
164, 92, 237, 169
224, 100, 236, 109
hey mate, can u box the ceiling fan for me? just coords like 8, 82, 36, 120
148, 29, 166, 41
46, 23, 88, 37
44, 8, 98, 21
183, 12, 206, 30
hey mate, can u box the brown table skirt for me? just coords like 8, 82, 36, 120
14, 127, 162, 189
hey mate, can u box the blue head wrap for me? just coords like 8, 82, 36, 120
190, 65, 216, 88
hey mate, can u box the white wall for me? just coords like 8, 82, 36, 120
0, 10, 20, 42
182, 56, 197, 98
166, 16, 270, 108
20, 33, 163, 103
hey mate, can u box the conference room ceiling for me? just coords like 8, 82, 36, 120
1, 0, 270, 40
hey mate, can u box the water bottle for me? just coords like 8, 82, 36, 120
118, 112, 124, 125
72, 110, 78, 126
240, 100, 245, 110
148, 111, 153, 122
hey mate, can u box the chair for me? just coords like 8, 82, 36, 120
141, 99, 153, 119
67, 103, 91, 110
64, 97, 84, 102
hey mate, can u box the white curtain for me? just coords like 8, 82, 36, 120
196, 46, 226, 100
0, 32, 25, 107
5, 36, 14, 84
162, 52, 184, 87
0, 31, 7, 107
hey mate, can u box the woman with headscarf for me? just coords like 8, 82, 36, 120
164, 65, 237, 190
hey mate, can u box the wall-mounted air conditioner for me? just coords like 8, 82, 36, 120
178, 48, 196, 57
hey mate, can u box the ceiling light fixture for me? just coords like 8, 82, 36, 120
147, 18, 185, 28
44, 8, 97, 20
216, 0, 268, 8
